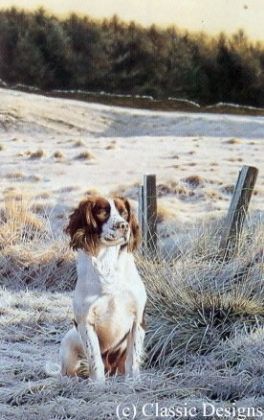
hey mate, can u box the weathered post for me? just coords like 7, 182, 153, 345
142, 174, 157, 257
138, 184, 145, 251
220, 165, 258, 256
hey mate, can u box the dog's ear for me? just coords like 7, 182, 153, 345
65, 198, 99, 255
123, 198, 141, 252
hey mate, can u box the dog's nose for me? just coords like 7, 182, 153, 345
115, 221, 129, 232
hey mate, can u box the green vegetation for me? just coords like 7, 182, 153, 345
1, 7, 264, 106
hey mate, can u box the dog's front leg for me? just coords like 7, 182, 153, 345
78, 323, 105, 383
125, 322, 145, 378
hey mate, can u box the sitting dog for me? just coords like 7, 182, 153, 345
60, 196, 147, 382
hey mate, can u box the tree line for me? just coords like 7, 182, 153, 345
1, 7, 264, 107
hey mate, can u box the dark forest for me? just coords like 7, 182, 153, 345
1, 8, 264, 106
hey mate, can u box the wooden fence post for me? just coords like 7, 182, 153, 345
220, 165, 258, 256
138, 184, 145, 251
138, 174, 157, 257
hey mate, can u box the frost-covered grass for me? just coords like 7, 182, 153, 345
0, 196, 263, 419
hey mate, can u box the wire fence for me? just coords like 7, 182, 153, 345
138, 166, 258, 260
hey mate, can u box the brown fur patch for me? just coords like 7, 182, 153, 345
66, 195, 141, 255
114, 198, 129, 221
65, 196, 109, 255
102, 332, 129, 375
114, 197, 141, 252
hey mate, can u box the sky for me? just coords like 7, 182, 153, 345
0, 0, 263, 41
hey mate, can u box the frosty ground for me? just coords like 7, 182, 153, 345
0, 89, 263, 419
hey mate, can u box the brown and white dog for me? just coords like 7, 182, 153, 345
59, 196, 147, 383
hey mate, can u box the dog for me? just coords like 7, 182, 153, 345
59, 196, 147, 383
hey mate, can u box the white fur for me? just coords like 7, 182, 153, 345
100, 199, 129, 246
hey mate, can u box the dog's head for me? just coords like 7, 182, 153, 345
65, 196, 140, 255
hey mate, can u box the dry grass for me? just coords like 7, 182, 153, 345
156, 204, 175, 223
105, 143, 116, 150
110, 182, 140, 200
157, 181, 194, 198
0, 193, 45, 249
6, 171, 25, 180
0, 196, 75, 291
143, 218, 264, 366
201, 188, 223, 201
28, 175, 42, 182
74, 150, 95, 160
221, 184, 235, 194
53, 151, 64, 159
225, 138, 241, 145
36, 192, 51, 199
73, 140, 85, 147
30, 201, 49, 214
186, 162, 197, 167
0, 196, 264, 419
28, 149, 45, 159
183, 175, 204, 187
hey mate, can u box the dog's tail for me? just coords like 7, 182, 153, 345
45, 361, 61, 377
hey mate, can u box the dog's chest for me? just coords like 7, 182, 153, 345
75, 250, 146, 318
95, 256, 143, 302
93, 250, 129, 288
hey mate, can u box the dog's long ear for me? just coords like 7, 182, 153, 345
65, 198, 99, 255
124, 199, 141, 252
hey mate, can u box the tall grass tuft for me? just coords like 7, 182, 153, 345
0, 193, 76, 290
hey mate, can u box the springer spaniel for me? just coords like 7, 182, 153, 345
60, 196, 147, 383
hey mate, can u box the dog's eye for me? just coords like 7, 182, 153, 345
97, 209, 105, 215
94, 206, 110, 221
96, 209, 108, 217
